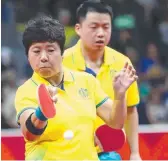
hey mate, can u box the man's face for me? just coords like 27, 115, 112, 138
28, 42, 62, 78
76, 12, 112, 50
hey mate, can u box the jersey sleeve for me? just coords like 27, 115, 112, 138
15, 87, 38, 124
126, 59, 140, 107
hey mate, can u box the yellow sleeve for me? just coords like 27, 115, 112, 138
15, 87, 38, 124
89, 75, 109, 108
127, 81, 140, 107
126, 59, 140, 107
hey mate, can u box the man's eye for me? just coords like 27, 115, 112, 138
104, 26, 109, 29
48, 49, 55, 52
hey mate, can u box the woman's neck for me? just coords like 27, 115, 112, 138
47, 69, 64, 87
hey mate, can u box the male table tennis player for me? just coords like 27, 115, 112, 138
63, 1, 141, 160
15, 15, 137, 160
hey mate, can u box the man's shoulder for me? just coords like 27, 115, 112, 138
106, 46, 130, 62
62, 46, 76, 68
63, 46, 76, 57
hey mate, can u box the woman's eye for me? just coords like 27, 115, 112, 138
34, 50, 40, 54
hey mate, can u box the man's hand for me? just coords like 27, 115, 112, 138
130, 152, 142, 160
113, 62, 138, 99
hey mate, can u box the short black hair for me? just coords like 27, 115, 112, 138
22, 15, 65, 56
76, 0, 113, 23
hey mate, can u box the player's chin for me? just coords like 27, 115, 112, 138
94, 43, 105, 49
38, 69, 53, 78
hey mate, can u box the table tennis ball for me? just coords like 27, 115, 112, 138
63, 130, 74, 140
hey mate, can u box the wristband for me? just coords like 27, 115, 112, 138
35, 107, 47, 121
25, 113, 47, 135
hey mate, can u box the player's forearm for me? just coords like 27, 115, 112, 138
24, 113, 47, 141
21, 109, 48, 141
124, 107, 139, 154
31, 113, 47, 128
109, 93, 127, 129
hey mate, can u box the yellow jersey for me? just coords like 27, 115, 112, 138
15, 67, 108, 160
63, 40, 140, 129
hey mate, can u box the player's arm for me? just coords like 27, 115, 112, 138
96, 63, 138, 129
19, 109, 48, 141
124, 83, 141, 159
123, 59, 141, 160
125, 107, 140, 160
15, 86, 57, 141
97, 96, 127, 129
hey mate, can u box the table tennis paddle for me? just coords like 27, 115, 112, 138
95, 124, 126, 152
37, 84, 56, 118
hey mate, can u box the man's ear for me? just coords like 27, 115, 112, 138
75, 23, 81, 37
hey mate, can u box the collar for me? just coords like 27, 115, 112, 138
31, 67, 74, 86
73, 40, 116, 70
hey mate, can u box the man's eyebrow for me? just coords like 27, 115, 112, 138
89, 22, 110, 25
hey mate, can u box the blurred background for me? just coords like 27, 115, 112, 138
1, 0, 168, 128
